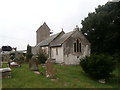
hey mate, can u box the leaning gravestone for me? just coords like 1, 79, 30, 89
46, 59, 55, 78
29, 56, 38, 71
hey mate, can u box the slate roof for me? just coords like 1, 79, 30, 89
37, 32, 61, 47
37, 30, 76, 47
50, 31, 74, 47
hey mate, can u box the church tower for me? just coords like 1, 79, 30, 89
36, 22, 52, 45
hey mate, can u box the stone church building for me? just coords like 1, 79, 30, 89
32, 22, 90, 65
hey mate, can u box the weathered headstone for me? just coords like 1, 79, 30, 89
46, 59, 55, 78
29, 56, 38, 71
0, 68, 11, 79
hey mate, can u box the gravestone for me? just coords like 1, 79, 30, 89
10, 61, 20, 68
46, 59, 55, 78
29, 56, 38, 71
0, 68, 11, 79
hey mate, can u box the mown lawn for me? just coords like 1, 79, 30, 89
2, 63, 118, 88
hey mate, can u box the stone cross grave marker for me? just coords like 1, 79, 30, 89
29, 56, 38, 71
46, 59, 54, 78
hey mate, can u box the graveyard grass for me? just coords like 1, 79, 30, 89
2, 63, 118, 88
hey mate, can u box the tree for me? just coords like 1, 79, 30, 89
26, 44, 33, 62
81, 2, 120, 54
10, 53, 15, 60
2, 46, 12, 51
37, 48, 48, 64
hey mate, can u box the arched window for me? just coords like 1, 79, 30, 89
74, 43, 76, 52
74, 39, 81, 52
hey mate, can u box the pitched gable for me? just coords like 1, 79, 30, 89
50, 29, 90, 47
50, 31, 74, 47
36, 22, 50, 32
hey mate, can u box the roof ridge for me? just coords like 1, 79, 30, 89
49, 30, 65, 43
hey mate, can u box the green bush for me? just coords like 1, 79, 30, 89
113, 52, 120, 63
10, 53, 15, 60
37, 49, 48, 64
26, 53, 33, 59
80, 54, 116, 80
18, 55, 25, 64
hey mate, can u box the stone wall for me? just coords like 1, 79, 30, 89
36, 23, 50, 44
63, 30, 91, 65
51, 47, 64, 64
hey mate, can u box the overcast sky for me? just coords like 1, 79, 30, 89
0, 0, 109, 50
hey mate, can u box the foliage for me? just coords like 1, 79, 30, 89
2, 63, 8, 68
80, 54, 116, 80
26, 44, 33, 61
112, 52, 120, 63
37, 48, 48, 64
10, 53, 15, 60
18, 55, 25, 64
26, 53, 33, 60
27, 44, 32, 53
2, 46, 12, 51
81, 2, 120, 54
